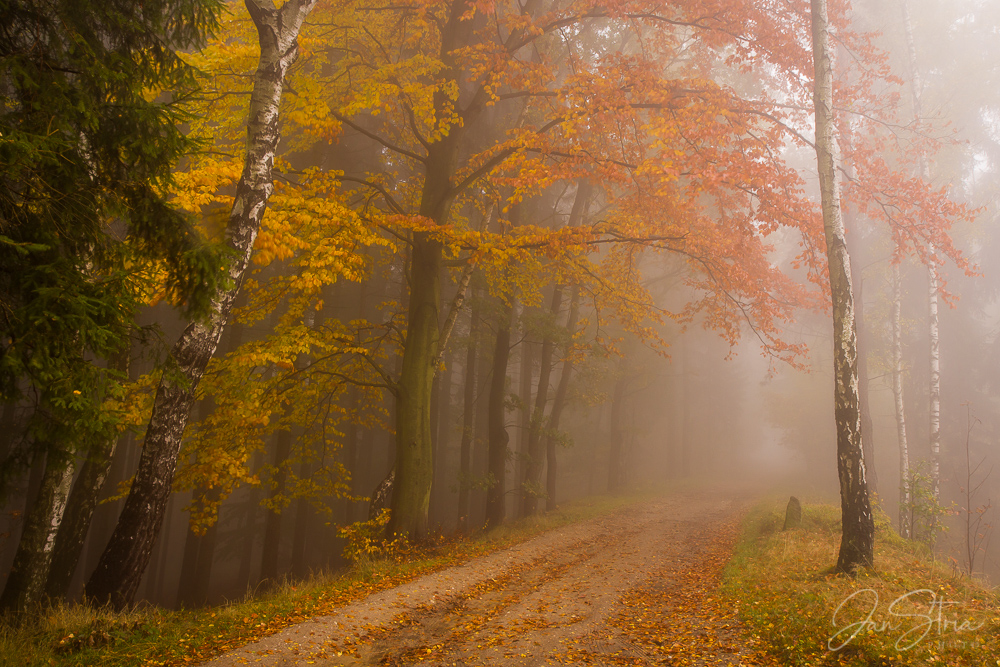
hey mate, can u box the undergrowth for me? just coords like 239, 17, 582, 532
723, 499, 1000, 666
0, 491, 647, 667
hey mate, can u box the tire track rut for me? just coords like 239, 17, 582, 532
204, 490, 753, 666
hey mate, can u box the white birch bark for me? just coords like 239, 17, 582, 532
84, 0, 315, 608
0, 454, 76, 612
892, 262, 911, 538
810, 0, 874, 572
902, 0, 941, 504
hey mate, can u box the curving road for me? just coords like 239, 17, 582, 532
202, 489, 759, 666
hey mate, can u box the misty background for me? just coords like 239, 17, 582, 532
2, 0, 1000, 608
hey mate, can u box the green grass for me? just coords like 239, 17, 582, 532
0, 490, 649, 667
722, 499, 1000, 666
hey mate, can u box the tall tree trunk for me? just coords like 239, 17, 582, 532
260, 428, 292, 583
55, 460, 111, 599
88, 429, 137, 572
144, 492, 174, 604
84, 0, 315, 609
176, 483, 221, 608
928, 265, 941, 501
431, 351, 455, 526
607, 373, 628, 494
521, 287, 562, 517
457, 300, 478, 529
811, 0, 874, 573
193, 514, 218, 605
545, 286, 580, 511
236, 452, 262, 588
515, 337, 534, 513
901, 0, 940, 505
176, 515, 201, 607
343, 390, 361, 526
389, 0, 478, 538
892, 262, 911, 538
391, 230, 442, 538
485, 302, 513, 527
358, 427, 376, 514
290, 460, 313, 578
45, 345, 131, 601
845, 216, 877, 494
0, 450, 75, 612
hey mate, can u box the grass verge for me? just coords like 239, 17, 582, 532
0, 491, 649, 667
722, 499, 1000, 666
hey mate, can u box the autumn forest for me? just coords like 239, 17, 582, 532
2, 0, 1000, 663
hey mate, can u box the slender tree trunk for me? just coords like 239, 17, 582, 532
677, 336, 691, 476
521, 287, 562, 517
545, 286, 579, 511
176, 510, 202, 607
84, 0, 315, 609
45, 345, 131, 601
0, 451, 75, 612
607, 373, 628, 493
290, 460, 313, 578
359, 427, 375, 513
88, 430, 137, 572
485, 302, 513, 527
343, 391, 360, 526
436, 260, 477, 366
457, 300, 478, 529
892, 262, 911, 538
260, 428, 292, 583
515, 337, 533, 512
193, 515, 218, 605
901, 0, 941, 505
811, 0, 874, 573
236, 452, 262, 588
431, 352, 454, 526
46, 445, 115, 601
176, 483, 220, 608
927, 263, 941, 499
845, 218, 877, 493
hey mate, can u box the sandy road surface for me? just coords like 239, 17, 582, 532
203, 490, 757, 666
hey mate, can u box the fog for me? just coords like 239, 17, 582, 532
3, 0, 1000, 613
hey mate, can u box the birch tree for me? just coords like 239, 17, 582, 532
901, 0, 941, 505
84, 0, 316, 609
892, 262, 911, 538
810, 0, 875, 573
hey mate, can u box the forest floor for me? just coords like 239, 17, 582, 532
202, 488, 770, 667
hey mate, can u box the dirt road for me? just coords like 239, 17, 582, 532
204, 490, 759, 666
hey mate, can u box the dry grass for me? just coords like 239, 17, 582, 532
723, 499, 1000, 666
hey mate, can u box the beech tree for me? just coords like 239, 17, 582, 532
330, 0, 859, 538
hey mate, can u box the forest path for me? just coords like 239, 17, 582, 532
203, 488, 764, 666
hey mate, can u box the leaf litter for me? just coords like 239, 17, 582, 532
201, 489, 772, 666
